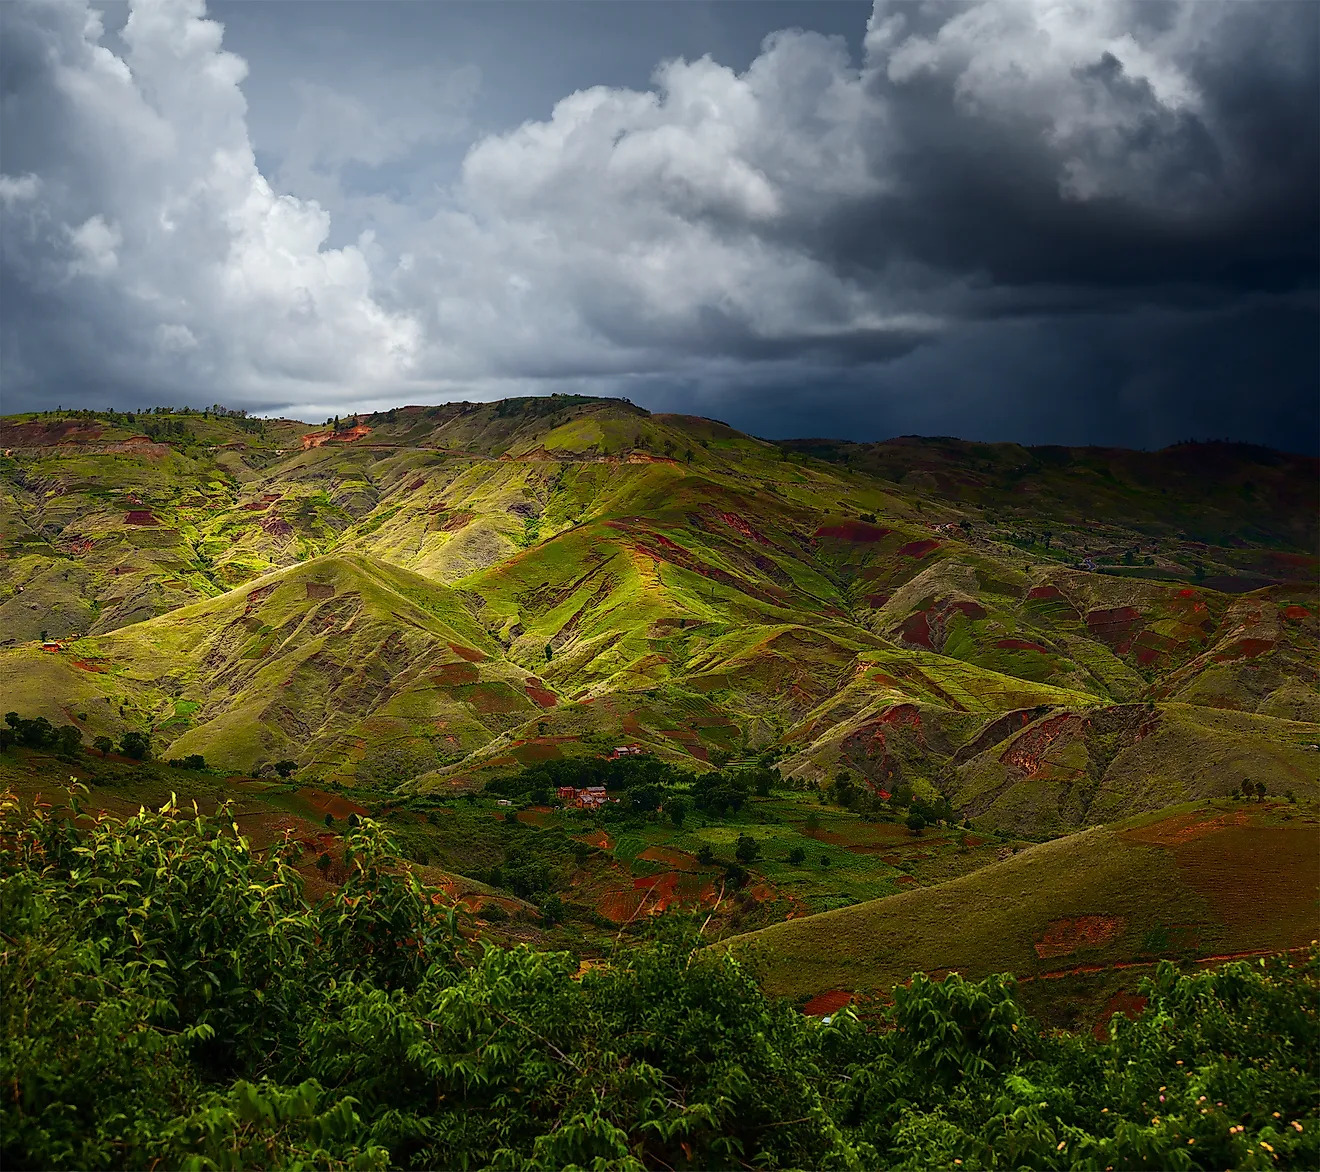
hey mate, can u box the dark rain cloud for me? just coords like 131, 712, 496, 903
0, 0, 1315, 450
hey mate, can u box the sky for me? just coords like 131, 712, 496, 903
1, 0, 1316, 451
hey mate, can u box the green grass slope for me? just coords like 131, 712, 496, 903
720, 798, 1320, 1001
3, 399, 1317, 837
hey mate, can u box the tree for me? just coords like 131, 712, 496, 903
697, 845, 715, 866
544, 643, 553, 661
787, 846, 806, 865
273, 759, 298, 779
324, 813, 334, 827
667, 798, 688, 828
93, 735, 114, 757
735, 834, 760, 865
906, 810, 927, 834
54, 726, 82, 757
119, 730, 150, 760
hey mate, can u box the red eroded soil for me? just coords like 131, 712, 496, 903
814, 521, 891, 542
899, 610, 934, 648
1034, 915, 1128, 959
525, 686, 558, 707
301, 424, 372, 450
995, 638, 1051, 653
297, 787, 370, 821
1000, 714, 1085, 777
597, 888, 649, 923
898, 538, 940, 558
511, 740, 562, 764
1282, 605, 1311, 621
305, 582, 335, 600
880, 703, 922, 730
72, 659, 109, 672
124, 510, 158, 525
448, 642, 487, 662
803, 990, 854, 1017
638, 845, 699, 871
1120, 808, 1249, 847
1027, 584, 1064, 601
1214, 638, 1275, 661
1086, 606, 1142, 643
433, 662, 480, 687
717, 510, 772, 545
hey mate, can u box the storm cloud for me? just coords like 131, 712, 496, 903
1, 0, 1315, 449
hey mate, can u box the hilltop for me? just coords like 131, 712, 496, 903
1, 397, 1317, 842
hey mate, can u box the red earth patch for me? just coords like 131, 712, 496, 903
951, 600, 987, 619
995, 638, 1051, 653
124, 510, 158, 525
448, 642, 487, 662
525, 686, 558, 708
1034, 915, 1127, 959
898, 538, 940, 558
577, 830, 614, 851
1214, 638, 1275, 661
638, 845, 699, 871
1282, 605, 1311, 621
717, 510, 772, 545
1086, 606, 1141, 643
1093, 991, 1148, 1039
433, 662, 479, 687
803, 990, 854, 1017
305, 583, 334, 600
297, 787, 369, 821
814, 521, 891, 542
71, 659, 109, 672
1001, 714, 1085, 777
899, 610, 934, 648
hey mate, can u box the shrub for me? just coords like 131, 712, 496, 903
2, 784, 1316, 1172
119, 731, 150, 760
734, 834, 760, 864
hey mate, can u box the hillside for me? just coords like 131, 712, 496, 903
2, 398, 1317, 840
720, 798, 1320, 1009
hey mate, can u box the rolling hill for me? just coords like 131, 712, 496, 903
2, 397, 1317, 840
719, 798, 1320, 1011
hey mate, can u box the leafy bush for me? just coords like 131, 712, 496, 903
2, 785, 1316, 1171
1, 713, 83, 757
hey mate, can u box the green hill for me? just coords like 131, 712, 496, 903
719, 798, 1320, 1003
2, 399, 1317, 840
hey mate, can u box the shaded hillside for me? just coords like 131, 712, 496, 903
781, 435, 1319, 585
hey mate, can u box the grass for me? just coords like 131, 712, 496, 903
717, 797, 1320, 1004
2, 402, 1317, 847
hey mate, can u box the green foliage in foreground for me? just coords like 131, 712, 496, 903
1, 789, 1316, 1171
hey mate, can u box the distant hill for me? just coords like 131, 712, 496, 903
2, 398, 1316, 838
